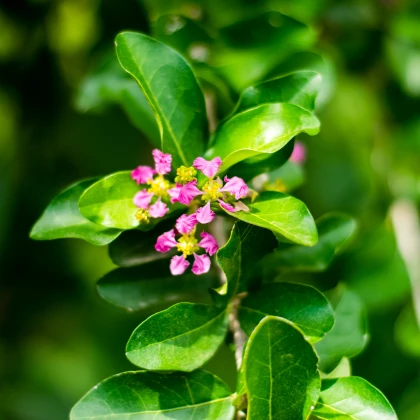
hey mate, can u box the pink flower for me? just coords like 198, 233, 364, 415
218, 199, 240, 213
155, 229, 178, 253
167, 185, 181, 203
290, 141, 306, 164
170, 255, 190, 275
178, 180, 202, 205
176, 213, 198, 234
198, 232, 218, 256
192, 253, 211, 275
131, 166, 156, 184
149, 198, 169, 218
193, 156, 222, 178
195, 201, 215, 224
152, 149, 172, 175
220, 176, 248, 200
133, 189, 153, 209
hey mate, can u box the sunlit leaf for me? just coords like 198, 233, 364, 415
70, 370, 235, 419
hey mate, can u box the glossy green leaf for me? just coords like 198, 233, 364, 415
244, 316, 320, 420
235, 71, 321, 114
97, 261, 215, 312
225, 191, 318, 247
30, 179, 121, 246
70, 370, 235, 419
126, 303, 229, 371
216, 222, 277, 301
315, 289, 368, 372
206, 103, 320, 172
239, 283, 334, 342
313, 377, 397, 420
76, 54, 160, 144
115, 32, 207, 167
228, 140, 295, 182
321, 358, 352, 379
262, 160, 305, 193
78, 171, 141, 230
263, 213, 358, 274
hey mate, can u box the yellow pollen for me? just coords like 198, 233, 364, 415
202, 180, 222, 202
175, 166, 197, 185
147, 175, 170, 197
176, 234, 199, 258
135, 209, 150, 223
265, 179, 287, 193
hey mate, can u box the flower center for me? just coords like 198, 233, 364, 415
202, 180, 223, 202
175, 166, 197, 185
135, 209, 150, 223
176, 234, 199, 257
147, 175, 170, 197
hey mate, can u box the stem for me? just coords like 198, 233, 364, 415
230, 293, 248, 369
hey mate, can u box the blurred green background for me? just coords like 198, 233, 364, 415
1, 0, 420, 418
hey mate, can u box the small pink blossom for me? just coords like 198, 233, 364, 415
192, 253, 211, 275
152, 149, 172, 175
167, 185, 181, 203
149, 198, 169, 218
195, 201, 215, 224
155, 229, 178, 253
198, 232, 218, 256
176, 213, 198, 234
131, 166, 156, 184
170, 255, 190, 275
218, 199, 240, 213
290, 141, 306, 164
133, 189, 153, 209
193, 156, 222, 178
220, 176, 248, 200
178, 180, 202, 205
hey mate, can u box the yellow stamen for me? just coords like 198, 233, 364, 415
264, 179, 287, 193
147, 175, 170, 197
175, 166, 197, 185
135, 209, 150, 223
176, 234, 199, 258
202, 180, 223, 202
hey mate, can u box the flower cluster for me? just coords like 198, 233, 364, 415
131, 150, 250, 276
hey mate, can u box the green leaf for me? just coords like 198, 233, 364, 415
313, 377, 397, 420
70, 370, 235, 419
239, 283, 334, 343
216, 222, 277, 301
226, 191, 318, 247
76, 53, 160, 144
78, 171, 141, 230
234, 71, 321, 114
115, 32, 208, 167
315, 288, 368, 372
262, 160, 305, 193
126, 303, 229, 371
244, 316, 320, 419
97, 261, 216, 312
263, 213, 358, 274
227, 140, 295, 182
320, 358, 352, 379
206, 103, 320, 172
30, 179, 121, 246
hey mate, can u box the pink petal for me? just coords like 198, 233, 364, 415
167, 185, 181, 203
155, 229, 178, 253
175, 213, 198, 234
131, 166, 156, 184
195, 201, 215, 224
192, 253, 211, 275
178, 180, 202, 205
170, 255, 190, 275
290, 141, 306, 164
152, 149, 172, 175
198, 232, 219, 256
220, 176, 248, 200
193, 156, 222, 178
133, 189, 153, 209
149, 198, 169, 218
218, 199, 240, 213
